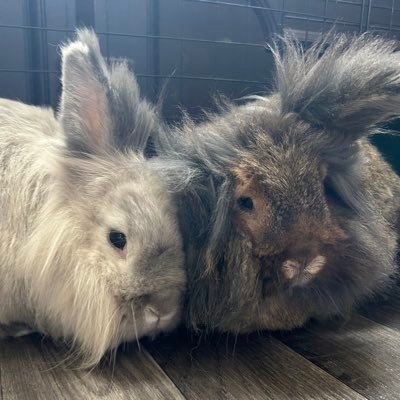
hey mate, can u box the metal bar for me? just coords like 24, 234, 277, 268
26, 0, 45, 104
188, 0, 400, 13
283, 14, 359, 28
184, 0, 367, 22
328, 0, 363, 5
389, 0, 395, 31
332, 0, 396, 10
360, 0, 366, 32
148, 0, 160, 102
359, 1, 400, 12
179, 18, 183, 108
0, 69, 59, 74
39, 0, 50, 104
323, 0, 329, 31
368, 24, 400, 32
0, 23, 73, 32
366, 0, 372, 31
22, 0, 31, 101
105, 0, 110, 60
280, 0, 285, 34
0, 69, 267, 84
0, 24, 267, 48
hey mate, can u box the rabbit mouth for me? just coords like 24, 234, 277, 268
281, 255, 326, 287
118, 288, 183, 342
259, 251, 327, 296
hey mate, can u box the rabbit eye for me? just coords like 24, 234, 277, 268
109, 230, 127, 250
237, 196, 254, 211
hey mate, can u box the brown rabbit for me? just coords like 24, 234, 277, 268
155, 33, 400, 333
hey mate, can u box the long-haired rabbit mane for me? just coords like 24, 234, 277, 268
155, 32, 400, 333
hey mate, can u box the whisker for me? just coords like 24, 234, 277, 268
232, 333, 239, 357
130, 303, 141, 351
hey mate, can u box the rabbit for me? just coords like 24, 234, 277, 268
0, 29, 186, 367
154, 33, 400, 334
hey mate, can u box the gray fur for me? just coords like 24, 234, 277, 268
59, 29, 158, 155
155, 33, 400, 333
273, 33, 400, 137
0, 29, 185, 367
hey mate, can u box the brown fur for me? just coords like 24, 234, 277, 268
155, 33, 400, 333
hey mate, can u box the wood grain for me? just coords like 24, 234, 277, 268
277, 315, 400, 400
146, 329, 366, 400
359, 286, 400, 331
0, 334, 184, 400
3, 302, 400, 400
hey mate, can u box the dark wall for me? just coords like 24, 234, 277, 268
0, 0, 399, 171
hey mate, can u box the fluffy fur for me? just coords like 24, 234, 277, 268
155, 33, 400, 333
0, 29, 185, 367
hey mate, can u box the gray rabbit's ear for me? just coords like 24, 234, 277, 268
59, 28, 112, 156
59, 28, 159, 156
271, 33, 400, 145
107, 61, 159, 153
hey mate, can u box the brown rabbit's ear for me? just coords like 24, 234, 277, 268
59, 28, 113, 156
271, 32, 400, 146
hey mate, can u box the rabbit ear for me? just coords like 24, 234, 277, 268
59, 28, 113, 156
107, 60, 159, 152
271, 33, 400, 144
59, 28, 159, 156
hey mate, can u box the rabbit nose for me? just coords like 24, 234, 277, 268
281, 255, 326, 286
143, 306, 178, 328
144, 306, 160, 325
143, 289, 182, 330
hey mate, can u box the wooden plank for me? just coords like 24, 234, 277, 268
0, 334, 185, 400
359, 287, 400, 331
146, 329, 366, 400
277, 315, 400, 400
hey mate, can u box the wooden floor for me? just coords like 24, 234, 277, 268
1, 289, 400, 400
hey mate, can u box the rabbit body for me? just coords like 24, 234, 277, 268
0, 30, 185, 367
0, 99, 58, 327
156, 34, 400, 333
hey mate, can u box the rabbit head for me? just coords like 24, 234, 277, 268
156, 33, 400, 333
21, 30, 185, 366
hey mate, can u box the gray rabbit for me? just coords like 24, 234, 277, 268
155, 33, 400, 333
0, 29, 185, 367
